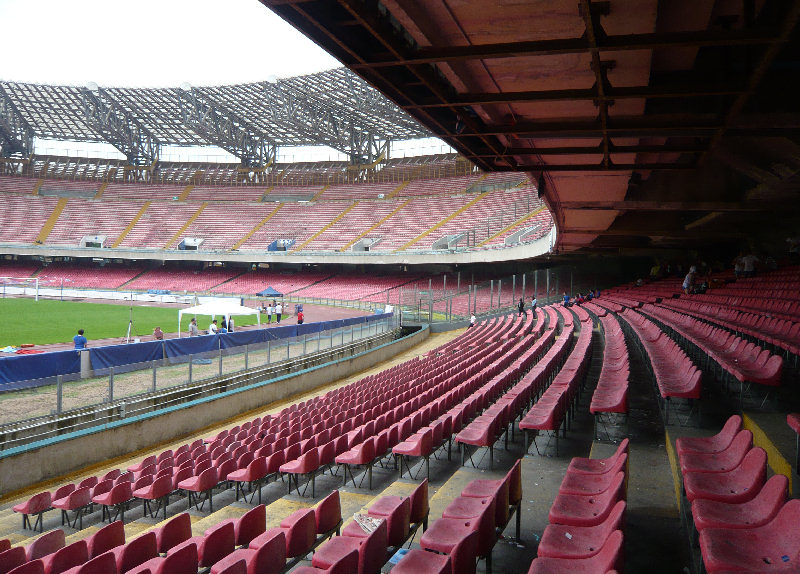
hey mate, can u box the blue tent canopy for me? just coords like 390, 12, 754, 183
256, 286, 283, 297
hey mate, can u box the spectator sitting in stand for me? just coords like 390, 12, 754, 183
563, 292, 571, 307
152, 326, 164, 340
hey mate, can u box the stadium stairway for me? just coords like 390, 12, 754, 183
2, 308, 799, 573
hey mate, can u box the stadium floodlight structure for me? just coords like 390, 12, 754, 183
0, 68, 432, 175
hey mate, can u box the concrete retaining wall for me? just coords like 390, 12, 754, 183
0, 326, 428, 497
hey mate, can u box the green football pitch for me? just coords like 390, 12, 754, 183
0, 298, 260, 347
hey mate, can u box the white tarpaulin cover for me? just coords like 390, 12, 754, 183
178, 300, 260, 336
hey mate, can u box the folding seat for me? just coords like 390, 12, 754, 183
280, 447, 321, 498
314, 491, 343, 539
170, 521, 235, 568
559, 454, 628, 496
538, 500, 625, 559
336, 437, 377, 490
52, 486, 92, 530
77, 477, 98, 491
132, 475, 154, 493
692, 474, 788, 532
92, 481, 133, 522
228, 456, 268, 505
86, 520, 125, 559
310, 519, 387, 574
177, 467, 219, 512
132, 464, 157, 481
699, 499, 800, 573
392, 529, 478, 574
128, 456, 157, 474
420, 501, 495, 573
216, 459, 238, 490
171, 467, 194, 492
291, 549, 358, 574
548, 472, 626, 527
0, 547, 27, 574
526, 530, 624, 574
679, 430, 752, 475
11, 560, 46, 574
462, 459, 521, 535
787, 413, 800, 476
250, 508, 315, 560
317, 441, 337, 476
683, 448, 767, 504
217, 505, 267, 548
38, 540, 88, 574
0, 540, 9, 554
358, 496, 409, 548
108, 532, 158, 574
26, 529, 66, 561
567, 440, 629, 475
393, 427, 433, 480
125, 542, 198, 574
114, 473, 134, 485
152, 512, 192, 555
13, 491, 52, 532
133, 475, 172, 520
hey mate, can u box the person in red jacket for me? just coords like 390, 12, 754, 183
297, 310, 304, 325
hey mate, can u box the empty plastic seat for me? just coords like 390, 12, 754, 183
52, 487, 92, 530
462, 458, 521, 538
698, 499, 800, 573
92, 481, 133, 522
360, 496, 409, 547
392, 530, 479, 574
314, 491, 343, 538
86, 521, 125, 559
421, 500, 496, 572
567, 440, 629, 475
393, 428, 434, 480
133, 475, 172, 520
109, 532, 158, 574
39, 540, 88, 574
280, 448, 320, 498
292, 549, 358, 574
228, 456, 269, 505
548, 472, 626, 527
692, 474, 788, 532
13, 492, 52, 532
336, 437, 377, 490
177, 467, 218, 512
125, 541, 198, 574
7, 562, 45, 574
526, 530, 624, 574
209, 530, 285, 574
0, 547, 27, 574
251, 508, 315, 559
559, 455, 628, 496
60, 551, 116, 574
537, 501, 625, 559
217, 505, 267, 548
683, 448, 767, 503
676, 416, 743, 458
310, 519, 387, 574
154, 513, 192, 554
27, 529, 66, 561
369, 479, 429, 533
679, 430, 752, 474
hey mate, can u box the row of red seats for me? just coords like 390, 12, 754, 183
527, 440, 628, 573
392, 460, 522, 574
688, 292, 800, 324
520, 308, 594, 455
617, 309, 701, 424
659, 298, 800, 357
674, 415, 800, 572
589, 313, 629, 419
642, 303, 784, 388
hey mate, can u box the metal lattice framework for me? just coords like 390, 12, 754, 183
0, 68, 430, 168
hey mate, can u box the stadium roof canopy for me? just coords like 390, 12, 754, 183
261, 0, 800, 255
0, 68, 431, 167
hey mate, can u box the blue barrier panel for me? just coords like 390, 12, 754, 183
297, 322, 324, 336
165, 334, 220, 362
220, 330, 264, 349
90, 340, 164, 370
265, 325, 297, 341
0, 349, 81, 385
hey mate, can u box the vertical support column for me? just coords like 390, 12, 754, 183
245, 344, 249, 370
108, 368, 114, 403
490, 280, 494, 311
287, 337, 290, 360
219, 349, 223, 377
570, 269, 574, 297
303, 335, 307, 355
512, 274, 516, 304
498, 280, 502, 310
522, 273, 526, 300
152, 360, 157, 392
57, 375, 63, 414
267, 340, 271, 365
188, 356, 193, 384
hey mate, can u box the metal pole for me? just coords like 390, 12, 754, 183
535, 269, 538, 299
512, 275, 516, 304
522, 273, 526, 300
317, 331, 321, 352
303, 335, 307, 355
490, 280, 494, 310
287, 337, 290, 360
188, 356, 193, 384
267, 340, 271, 364
245, 344, 249, 370
457, 271, 461, 292
546, 269, 550, 303
467, 286, 471, 317
219, 349, 223, 376
498, 279, 502, 310
57, 375, 63, 414
570, 269, 574, 297
152, 360, 157, 392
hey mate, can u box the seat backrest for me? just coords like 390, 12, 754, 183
236, 504, 266, 547
133, 475, 154, 492
110, 481, 133, 503
155, 513, 192, 554
409, 479, 429, 524
589, 529, 623, 572
6, 560, 44, 574
21, 492, 52, 514
212, 558, 247, 574
505, 459, 522, 506
87, 520, 125, 558
27, 528, 65, 561
119, 532, 158, 573
0, 547, 27, 574
284, 509, 316, 558
449, 530, 479, 574
53, 484, 76, 501
160, 542, 198, 574
77, 476, 98, 490
198, 468, 220, 491
199, 522, 235, 568
327, 549, 359, 574
359, 519, 387, 574
67, 487, 92, 509
314, 491, 341, 535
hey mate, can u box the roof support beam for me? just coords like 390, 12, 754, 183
0, 85, 35, 158
558, 200, 789, 212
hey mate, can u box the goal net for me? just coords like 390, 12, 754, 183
0, 276, 40, 300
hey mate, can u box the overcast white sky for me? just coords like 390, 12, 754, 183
0, 0, 341, 87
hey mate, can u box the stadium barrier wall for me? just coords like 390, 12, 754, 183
0, 324, 428, 496
0, 313, 391, 385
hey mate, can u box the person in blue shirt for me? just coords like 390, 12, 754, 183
73, 329, 88, 350
563, 292, 571, 307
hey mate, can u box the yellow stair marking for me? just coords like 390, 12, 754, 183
399, 191, 489, 251
311, 184, 330, 202
94, 182, 109, 199
164, 202, 208, 249
35, 198, 68, 244
232, 203, 284, 250
386, 180, 409, 199
261, 185, 275, 202
743, 414, 794, 495
178, 184, 194, 201
477, 205, 547, 247
340, 199, 411, 251
32, 178, 44, 196
292, 201, 360, 252
664, 429, 683, 512
112, 201, 151, 248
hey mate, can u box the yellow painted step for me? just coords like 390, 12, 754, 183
164, 202, 208, 249
94, 182, 108, 199
340, 199, 411, 251
32, 178, 44, 196
292, 202, 359, 252
477, 205, 546, 247
399, 191, 489, 251
386, 180, 409, 199
112, 201, 151, 248
34, 198, 68, 244
311, 184, 330, 202
178, 184, 194, 201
